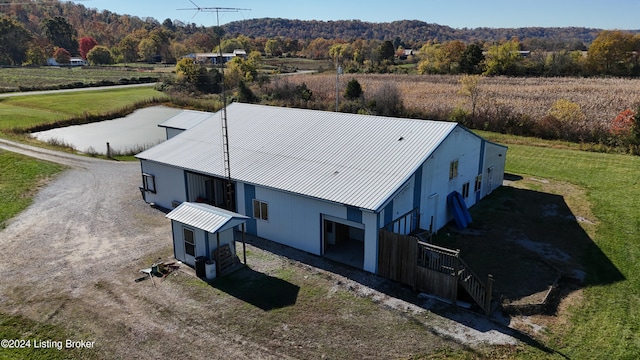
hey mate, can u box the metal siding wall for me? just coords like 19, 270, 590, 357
425, 128, 482, 232
253, 186, 356, 256
140, 160, 187, 209
483, 142, 507, 195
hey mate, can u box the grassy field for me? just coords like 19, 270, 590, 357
0, 87, 167, 132
0, 67, 163, 92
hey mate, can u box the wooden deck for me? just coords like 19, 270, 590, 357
378, 229, 494, 315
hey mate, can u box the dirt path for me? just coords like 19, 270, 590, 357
0, 140, 522, 358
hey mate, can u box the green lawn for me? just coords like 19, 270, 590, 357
0, 67, 160, 92
504, 144, 640, 358
0, 87, 166, 131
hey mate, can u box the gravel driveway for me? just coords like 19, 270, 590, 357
0, 139, 520, 358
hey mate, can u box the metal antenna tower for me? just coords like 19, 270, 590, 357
178, 1, 249, 210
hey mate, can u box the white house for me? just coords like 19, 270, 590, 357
184, 49, 248, 65
136, 103, 507, 274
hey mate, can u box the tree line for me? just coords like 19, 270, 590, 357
0, 0, 639, 78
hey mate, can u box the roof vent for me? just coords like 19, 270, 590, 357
398, 136, 404, 141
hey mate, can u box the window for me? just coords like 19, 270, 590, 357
184, 228, 195, 256
462, 182, 470, 198
142, 173, 156, 193
449, 160, 459, 180
474, 175, 483, 193
253, 199, 269, 221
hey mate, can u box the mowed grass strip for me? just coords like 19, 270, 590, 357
505, 144, 640, 359
0, 87, 166, 131
0, 67, 156, 90
0, 150, 65, 228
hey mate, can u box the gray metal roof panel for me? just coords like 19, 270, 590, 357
158, 110, 214, 130
166, 202, 248, 233
138, 103, 458, 211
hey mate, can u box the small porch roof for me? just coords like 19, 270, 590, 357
166, 202, 248, 233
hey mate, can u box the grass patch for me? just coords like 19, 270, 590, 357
0, 66, 161, 92
0, 87, 167, 132
0, 151, 65, 229
503, 144, 640, 358
0, 312, 93, 360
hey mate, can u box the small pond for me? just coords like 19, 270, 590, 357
31, 106, 183, 155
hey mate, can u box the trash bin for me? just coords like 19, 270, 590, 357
205, 260, 217, 280
195, 256, 207, 278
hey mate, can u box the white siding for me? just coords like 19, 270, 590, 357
140, 160, 186, 209
253, 186, 351, 255
418, 127, 483, 231
483, 142, 508, 195
362, 211, 378, 273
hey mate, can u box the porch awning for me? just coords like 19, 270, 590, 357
166, 202, 248, 233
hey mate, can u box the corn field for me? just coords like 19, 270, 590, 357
271, 73, 640, 146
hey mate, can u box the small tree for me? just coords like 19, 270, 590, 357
79, 36, 98, 59
371, 83, 403, 116
344, 78, 363, 100
53, 47, 71, 64
458, 74, 482, 119
86, 46, 112, 65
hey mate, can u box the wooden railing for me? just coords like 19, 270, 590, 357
457, 257, 494, 315
383, 207, 420, 235
415, 240, 494, 315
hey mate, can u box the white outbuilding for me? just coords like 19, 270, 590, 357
136, 103, 507, 274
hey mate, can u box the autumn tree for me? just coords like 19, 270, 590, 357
23, 44, 47, 66
79, 36, 98, 59
0, 14, 32, 65
118, 34, 140, 63
458, 74, 483, 118
41, 16, 78, 55
53, 47, 71, 64
483, 39, 523, 75
587, 30, 637, 75
86, 45, 112, 65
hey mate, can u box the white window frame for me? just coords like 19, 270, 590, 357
142, 173, 156, 193
252, 199, 269, 221
183, 227, 195, 256
449, 160, 459, 180
474, 175, 483, 193
462, 182, 470, 198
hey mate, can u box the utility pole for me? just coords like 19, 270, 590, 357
178, 1, 249, 210
335, 62, 343, 112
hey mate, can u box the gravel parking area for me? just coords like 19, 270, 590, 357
0, 140, 522, 358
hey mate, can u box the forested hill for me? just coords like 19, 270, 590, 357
1, 0, 633, 47
223, 18, 605, 44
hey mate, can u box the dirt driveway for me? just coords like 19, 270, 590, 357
0, 140, 523, 359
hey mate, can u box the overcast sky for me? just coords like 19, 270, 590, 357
69, 0, 640, 30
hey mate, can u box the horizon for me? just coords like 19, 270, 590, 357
67, 0, 640, 31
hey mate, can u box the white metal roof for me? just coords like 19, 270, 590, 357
158, 110, 214, 131
137, 103, 458, 211
166, 202, 248, 233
